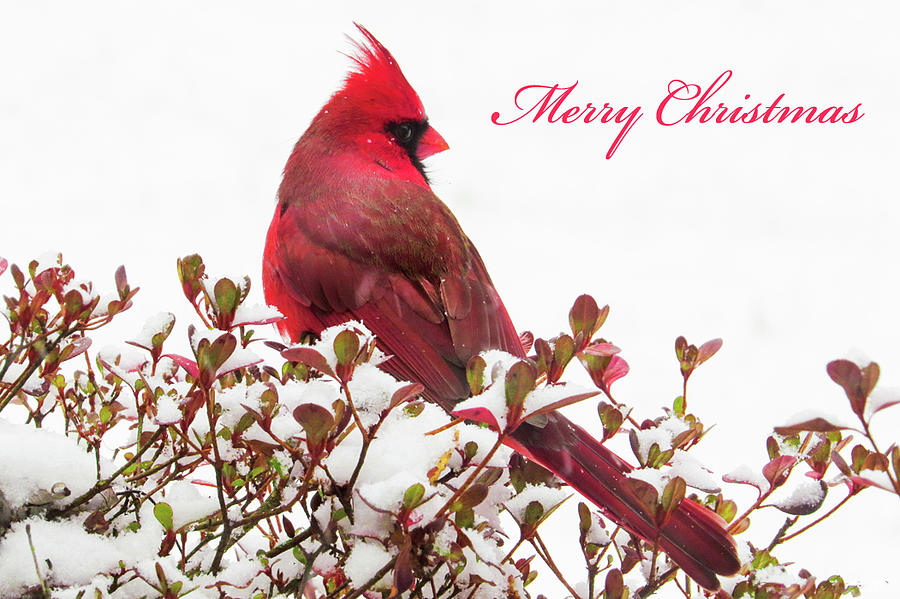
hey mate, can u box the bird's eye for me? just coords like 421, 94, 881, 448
390, 122, 415, 144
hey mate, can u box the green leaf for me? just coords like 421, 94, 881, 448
605, 568, 624, 599
717, 498, 738, 523
659, 476, 686, 526
523, 501, 544, 527
532, 338, 553, 378
453, 483, 489, 511
464, 441, 478, 460
751, 549, 778, 569
176, 254, 206, 303
455, 507, 475, 529
597, 402, 623, 440
578, 502, 592, 535
404, 402, 424, 417
333, 329, 360, 366
623, 479, 658, 521
466, 355, 487, 395
153, 502, 173, 530
292, 403, 335, 451
403, 483, 425, 509
213, 278, 239, 316
505, 360, 536, 408
569, 294, 600, 340
549, 334, 575, 382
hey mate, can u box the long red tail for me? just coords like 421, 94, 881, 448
508, 413, 741, 590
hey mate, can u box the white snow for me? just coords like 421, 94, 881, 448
0, 419, 111, 512
627, 467, 668, 495
154, 395, 182, 425
309, 321, 388, 370
163, 480, 220, 530
232, 302, 283, 326
0, 513, 162, 595
724, 464, 771, 493
128, 311, 175, 350
771, 477, 826, 514
631, 414, 691, 462
504, 484, 570, 522
627, 450, 719, 495
669, 450, 721, 493
344, 540, 393, 589
866, 386, 900, 417
61, 278, 98, 305
585, 515, 611, 546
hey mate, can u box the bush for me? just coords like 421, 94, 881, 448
0, 253, 892, 598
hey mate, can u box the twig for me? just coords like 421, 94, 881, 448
25, 524, 51, 599
765, 516, 799, 551
530, 532, 581, 599
266, 527, 315, 558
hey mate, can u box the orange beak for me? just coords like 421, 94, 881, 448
417, 126, 449, 159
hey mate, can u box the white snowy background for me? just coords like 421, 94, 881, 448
1, 1, 898, 597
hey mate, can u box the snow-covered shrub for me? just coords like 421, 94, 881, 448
0, 254, 885, 598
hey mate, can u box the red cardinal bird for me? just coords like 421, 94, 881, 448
263, 25, 740, 590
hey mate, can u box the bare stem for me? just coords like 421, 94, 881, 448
530, 532, 581, 599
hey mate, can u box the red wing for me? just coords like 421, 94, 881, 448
263, 199, 522, 404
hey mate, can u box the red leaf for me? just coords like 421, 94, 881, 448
281, 347, 336, 378
697, 338, 723, 364
870, 397, 900, 417
452, 405, 500, 431
505, 360, 537, 408
762, 455, 797, 489
525, 389, 600, 423
114, 265, 129, 298
164, 354, 200, 379
61, 336, 92, 363
603, 356, 629, 389
0, 257, 7, 277
293, 403, 335, 455
569, 294, 600, 341
389, 383, 424, 409
582, 342, 621, 357
774, 417, 846, 435
605, 568, 624, 599
826, 359, 867, 416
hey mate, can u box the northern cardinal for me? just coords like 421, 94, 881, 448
263, 25, 740, 590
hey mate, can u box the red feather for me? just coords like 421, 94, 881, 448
263, 24, 740, 590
